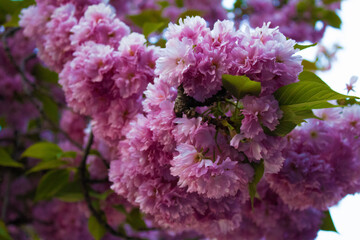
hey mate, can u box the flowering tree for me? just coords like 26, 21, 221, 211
0, 0, 358, 239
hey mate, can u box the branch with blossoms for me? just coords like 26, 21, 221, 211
2, 0, 360, 240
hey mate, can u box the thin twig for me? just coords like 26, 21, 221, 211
1, 131, 19, 220
79, 132, 144, 240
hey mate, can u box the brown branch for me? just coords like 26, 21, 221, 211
79, 132, 145, 240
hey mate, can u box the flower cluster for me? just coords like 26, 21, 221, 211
267, 107, 360, 210
109, 16, 305, 238
243, 0, 341, 42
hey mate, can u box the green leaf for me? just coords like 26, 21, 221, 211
248, 160, 264, 208
113, 204, 127, 214
0, 0, 35, 26
322, 10, 341, 28
0, 148, 24, 168
89, 189, 113, 201
320, 210, 337, 232
0, 220, 13, 240
177, 10, 202, 21
302, 60, 318, 71
222, 74, 261, 99
32, 64, 59, 84
274, 72, 351, 110
157, 1, 170, 9
271, 71, 357, 136
35, 92, 59, 125
126, 208, 147, 231
175, 0, 184, 8
35, 169, 69, 201
294, 43, 317, 50
61, 151, 77, 159
26, 159, 67, 174
143, 22, 167, 38
55, 179, 84, 202
21, 142, 63, 160
0, 117, 7, 129
128, 10, 168, 28
322, 0, 341, 4
88, 216, 106, 240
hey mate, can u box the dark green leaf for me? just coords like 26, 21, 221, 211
0, 117, 6, 129
322, 0, 341, 4
32, 64, 59, 84
175, 0, 184, 8
89, 189, 113, 201
0, 220, 12, 240
143, 22, 167, 38
248, 160, 264, 208
320, 210, 337, 232
113, 205, 127, 214
26, 159, 67, 174
0, 0, 35, 26
55, 179, 84, 202
88, 216, 106, 240
271, 107, 320, 136
222, 74, 261, 99
35, 169, 69, 201
126, 208, 147, 231
234, 0, 243, 8
0, 148, 24, 168
35, 92, 59, 125
294, 43, 317, 50
21, 142, 63, 160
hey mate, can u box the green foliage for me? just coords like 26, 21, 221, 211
128, 10, 168, 28
302, 60, 318, 71
321, 9, 342, 29
294, 43, 317, 50
32, 64, 59, 84
88, 215, 106, 240
175, 0, 184, 8
177, 10, 202, 21
0, 0, 35, 26
222, 74, 261, 99
0, 220, 13, 240
35, 169, 70, 201
126, 208, 147, 231
248, 160, 264, 208
272, 71, 356, 136
320, 210, 338, 232
55, 178, 84, 202
157, 1, 170, 9
26, 159, 68, 174
22, 142, 63, 160
113, 206, 147, 231
35, 91, 60, 125
0, 148, 24, 168
143, 22, 167, 38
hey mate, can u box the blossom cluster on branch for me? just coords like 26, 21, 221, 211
0, 0, 357, 240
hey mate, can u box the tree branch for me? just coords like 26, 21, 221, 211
79, 131, 145, 240
174, 86, 232, 131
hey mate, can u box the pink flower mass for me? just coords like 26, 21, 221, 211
1, 0, 359, 239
